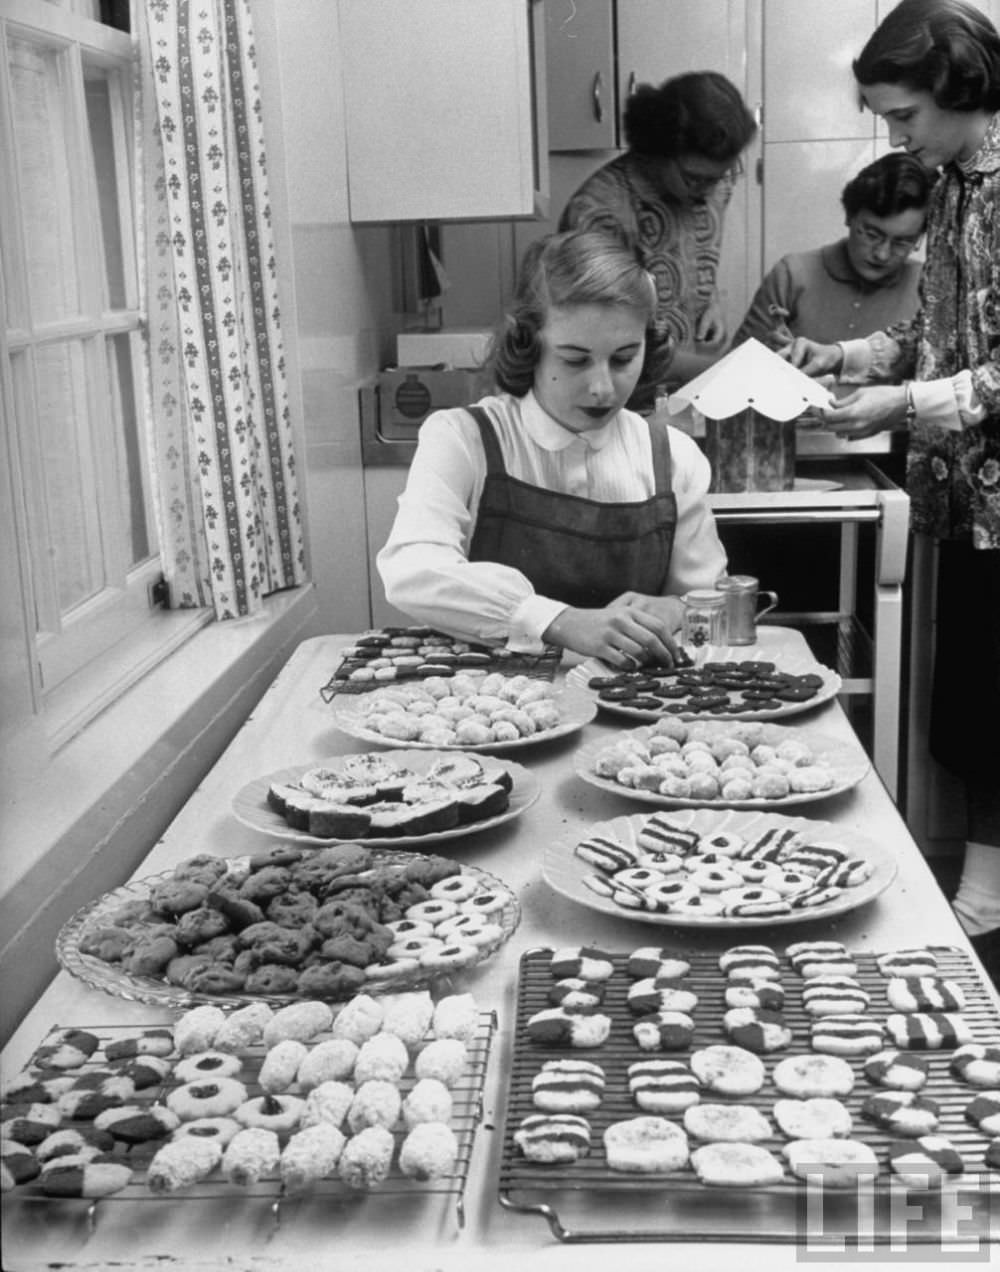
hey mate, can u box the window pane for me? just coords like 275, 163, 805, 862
110, 333, 152, 564
34, 341, 103, 615
9, 37, 80, 323
85, 72, 126, 308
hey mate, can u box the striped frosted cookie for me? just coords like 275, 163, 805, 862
627, 1060, 701, 1112
773, 1097, 852, 1140
779, 843, 848, 875
888, 1135, 965, 1185
574, 835, 640, 873
739, 828, 802, 862
626, 948, 691, 981
786, 941, 858, 979
627, 980, 698, 1017
950, 1044, 1000, 1088
525, 1007, 611, 1048
863, 1049, 930, 1091
636, 814, 700, 856
861, 1091, 941, 1135
802, 977, 871, 1017
810, 1014, 884, 1056
514, 1113, 591, 1163
876, 948, 939, 977
531, 1059, 606, 1112
718, 945, 781, 981
883, 1012, 972, 1050
886, 976, 966, 1012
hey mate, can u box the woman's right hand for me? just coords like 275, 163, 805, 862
778, 337, 844, 378
543, 600, 680, 668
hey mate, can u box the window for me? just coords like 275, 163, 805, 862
0, 0, 162, 705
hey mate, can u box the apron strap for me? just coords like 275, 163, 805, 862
647, 415, 673, 496
466, 405, 506, 477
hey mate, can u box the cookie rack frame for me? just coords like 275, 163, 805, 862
497, 946, 1000, 1244
3, 1010, 496, 1234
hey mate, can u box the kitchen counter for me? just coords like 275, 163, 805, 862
3, 629, 996, 1271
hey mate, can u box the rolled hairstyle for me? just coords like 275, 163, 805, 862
840, 151, 935, 219
488, 229, 671, 399
853, 0, 1000, 111
623, 70, 757, 162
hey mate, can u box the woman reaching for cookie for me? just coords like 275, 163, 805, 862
377, 229, 727, 670
782, 0, 1000, 971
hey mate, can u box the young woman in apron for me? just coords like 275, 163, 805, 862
377, 229, 727, 669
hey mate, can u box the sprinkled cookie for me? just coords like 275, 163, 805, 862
772, 1054, 855, 1099
691, 1142, 784, 1187
773, 1097, 852, 1140
783, 1138, 878, 1188
689, 1044, 766, 1096
603, 1116, 689, 1173
683, 1103, 772, 1143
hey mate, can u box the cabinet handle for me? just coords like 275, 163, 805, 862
626, 71, 637, 97
592, 71, 604, 122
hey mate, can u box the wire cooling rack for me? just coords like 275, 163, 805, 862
3, 1011, 496, 1232
498, 945, 1000, 1244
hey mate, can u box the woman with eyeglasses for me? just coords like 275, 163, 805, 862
732, 153, 933, 352
558, 71, 757, 406
785, 0, 1000, 974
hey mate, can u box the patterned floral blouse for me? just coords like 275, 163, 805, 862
874, 113, 1000, 548
558, 152, 734, 354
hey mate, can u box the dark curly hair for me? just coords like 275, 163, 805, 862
854, 0, 1000, 112
487, 229, 672, 401
840, 151, 935, 218
623, 70, 757, 162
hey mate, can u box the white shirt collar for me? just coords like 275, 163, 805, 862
521, 390, 620, 452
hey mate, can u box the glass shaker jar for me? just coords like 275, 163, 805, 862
681, 589, 727, 647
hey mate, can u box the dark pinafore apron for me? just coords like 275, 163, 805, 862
466, 405, 678, 609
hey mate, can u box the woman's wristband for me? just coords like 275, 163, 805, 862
902, 381, 917, 428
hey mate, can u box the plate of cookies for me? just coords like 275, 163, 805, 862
329, 674, 597, 752
573, 720, 870, 810
566, 646, 842, 722
56, 845, 521, 1007
542, 807, 896, 928
232, 750, 540, 846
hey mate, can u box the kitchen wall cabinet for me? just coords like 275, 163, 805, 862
337, 0, 548, 222
545, 0, 617, 151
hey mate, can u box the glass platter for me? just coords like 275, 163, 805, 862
231, 749, 540, 847
543, 807, 896, 929
573, 723, 870, 810
566, 645, 842, 723
56, 851, 521, 1009
329, 685, 597, 752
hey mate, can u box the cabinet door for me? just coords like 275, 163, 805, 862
545, 0, 617, 151
337, 0, 548, 222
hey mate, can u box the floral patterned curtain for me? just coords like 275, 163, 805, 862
137, 0, 306, 617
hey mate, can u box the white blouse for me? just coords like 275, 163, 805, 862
376, 392, 727, 652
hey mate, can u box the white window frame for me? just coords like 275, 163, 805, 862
0, 0, 191, 740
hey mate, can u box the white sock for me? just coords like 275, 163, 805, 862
952, 841, 1000, 936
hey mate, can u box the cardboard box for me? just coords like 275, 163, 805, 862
376, 367, 490, 439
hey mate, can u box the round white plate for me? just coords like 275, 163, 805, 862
543, 807, 896, 929
566, 646, 842, 723
56, 851, 521, 1008
574, 723, 870, 810
232, 749, 540, 846
330, 684, 597, 752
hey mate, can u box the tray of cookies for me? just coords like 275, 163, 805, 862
319, 626, 562, 697
232, 750, 540, 845
1, 988, 494, 1229
497, 943, 1000, 1244
329, 676, 597, 752
574, 720, 870, 810
566, 646, 842, 723
55, 846, 520, 1008
543, 809, 896, 928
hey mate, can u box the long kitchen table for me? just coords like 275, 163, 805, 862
3, 629, 998, 1271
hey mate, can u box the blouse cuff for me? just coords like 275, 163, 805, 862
508, 596, 568, 654
910, 373, 987, 433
